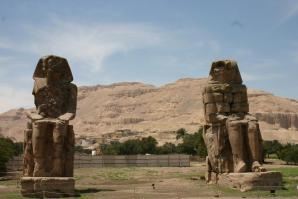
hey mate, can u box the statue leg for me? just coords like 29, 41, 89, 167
23, 121, 34, 176
226, 120, 247, 173
247, 120, 266, 172
64, 125, 74, 177
51, 122, 67, 176
32, 122, 48, 177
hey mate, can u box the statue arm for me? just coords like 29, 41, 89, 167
216, 114, 228, 121
58, 84, 77, 121
26, 111, 44, 121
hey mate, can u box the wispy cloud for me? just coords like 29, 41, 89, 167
276, 0, 298, 27
1, 20, 164, 71
242, 72, 285, 82
0, 85, 33, 113
249, 58, 280, 69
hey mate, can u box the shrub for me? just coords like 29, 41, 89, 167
176, 128, 207, 157
278, 144, 298, 165
0, 138, 16, 174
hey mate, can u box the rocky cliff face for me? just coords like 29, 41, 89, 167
254, 112, 298, 130
1, 78, 298, 144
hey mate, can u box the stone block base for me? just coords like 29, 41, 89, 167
21, 177, 75, 198
207, 171, 283, 192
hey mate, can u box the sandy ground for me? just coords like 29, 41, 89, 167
0, 160, 298, 198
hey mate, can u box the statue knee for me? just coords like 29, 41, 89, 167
247, 121, 259, 134
26, 121, 33, 129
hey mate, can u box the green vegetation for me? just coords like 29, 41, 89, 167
175, 128, 207, 157
263, 140, 298, 164
75, 145, 92, 154
100, 128, 207, 157
0, 137, 23, 174
263, 140, 283, 158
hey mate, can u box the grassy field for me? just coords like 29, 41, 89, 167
0, 161, 298, 198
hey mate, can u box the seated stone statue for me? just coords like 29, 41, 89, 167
202, 60, 264, 182
23, 55, 77, 177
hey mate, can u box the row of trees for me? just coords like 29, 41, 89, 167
0, 137, 23, 174
263, 140, 298, 165
100, 128, 207, 156
1, 131, 297, 174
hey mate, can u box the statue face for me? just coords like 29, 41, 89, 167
212, 66, 225, 82
33, 55, 73, 83
45, 58, 65, 85
209, 60, 242, 84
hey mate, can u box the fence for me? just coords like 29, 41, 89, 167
6, 154, 190, 171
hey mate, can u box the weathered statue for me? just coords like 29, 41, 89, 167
202, 60, 265, 182
21, 55, 77, 197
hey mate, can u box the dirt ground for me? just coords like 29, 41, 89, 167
1, 160, 298, 198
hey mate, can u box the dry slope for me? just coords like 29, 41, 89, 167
1, 78, 298, 144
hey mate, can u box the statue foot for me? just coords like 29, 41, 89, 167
252, 161, 266, 172
235, 161, 246, 173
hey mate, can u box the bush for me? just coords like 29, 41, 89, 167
74, 145, 92, 154
157, 143, 177, 154
0, 138, 17, 174
99, 129, 207, 156
278, 144, 298, 165
140, 136, 157, 154
263, 140, 283, 158
119, 139, 143, 155
176, 128, 207, 157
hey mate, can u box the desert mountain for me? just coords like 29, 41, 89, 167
1, 78, 298, 144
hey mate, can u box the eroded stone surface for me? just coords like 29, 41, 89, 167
201, 60, 282, 192
216, 171, 283, 192
22, 55, 77, 197
203, 60, 264, 176
21, 177, 75, 197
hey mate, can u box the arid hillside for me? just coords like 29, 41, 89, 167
1, 78, 298, 144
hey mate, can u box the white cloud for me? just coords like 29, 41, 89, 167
0, 85, 33, 113
207, 40, 221, 53
249, 58, 280, 69
242, 72, 285, 82
276, 1, 298, 27
1, 20, 164, 71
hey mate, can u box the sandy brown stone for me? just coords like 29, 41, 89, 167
216, 171, 283, 192
22, 55, 77, 197
21, 177, 75, 197
202, 60, 267, 182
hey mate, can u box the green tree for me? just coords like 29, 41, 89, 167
263, 140, 283, 158
176, 128, 207, 157
119, 139, 142, 155
140, 136, 157, 154
101, 141, 121, 155
74, 145, 92, 154
157, 143, 177, 154
176, 128, 187, 140
0, 138, 15, 174
13, 142, 23, 156
278, 144, 298, 165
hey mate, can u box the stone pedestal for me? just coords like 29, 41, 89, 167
207, 171, 283, 192
21, 177, 75, 198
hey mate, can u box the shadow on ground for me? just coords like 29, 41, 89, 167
75, 188, 115, 196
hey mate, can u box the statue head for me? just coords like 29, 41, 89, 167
33, 55, 73, 85
209, 60, 242, 84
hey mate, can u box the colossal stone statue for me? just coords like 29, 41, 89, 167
21, 55, 77, 197
202, 60, 282, 191
203, 60, 264, 174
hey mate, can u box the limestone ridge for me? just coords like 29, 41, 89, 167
0, 78, 298, 144
254, 112, 298, 130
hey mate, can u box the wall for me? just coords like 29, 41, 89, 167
6, 154, 190, 171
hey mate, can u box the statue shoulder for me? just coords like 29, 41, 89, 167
68, 83, 78, 92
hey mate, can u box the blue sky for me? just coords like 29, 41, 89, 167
0, 0, 298, 112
